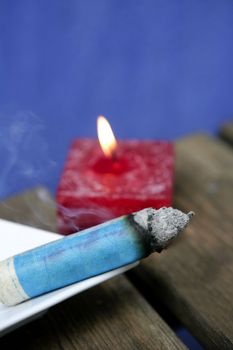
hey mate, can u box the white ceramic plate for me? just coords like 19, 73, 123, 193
0, 219, 138, 336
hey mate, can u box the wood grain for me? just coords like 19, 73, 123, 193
0, 187, 57, 232
129, 134, 233, 349
0, 188, 186, 350
219, 121, 233, 146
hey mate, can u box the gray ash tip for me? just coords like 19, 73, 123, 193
133, 207, 194, 252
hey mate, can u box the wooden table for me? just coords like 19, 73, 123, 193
0, 126, 232, 349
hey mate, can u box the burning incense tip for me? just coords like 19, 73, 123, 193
133, 207, 194, 251
0, 207, 193, 306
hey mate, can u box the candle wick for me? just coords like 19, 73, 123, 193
111, 150, 118, 163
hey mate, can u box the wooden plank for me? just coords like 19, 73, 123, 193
220, 121, 233, 146
129, 135, 233, 350
0, 187, 57, 232
0, 188, 186, 350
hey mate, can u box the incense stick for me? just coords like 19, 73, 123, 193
0, 207, 193, 306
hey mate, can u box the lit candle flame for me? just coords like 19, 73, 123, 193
97, 116, 117, 158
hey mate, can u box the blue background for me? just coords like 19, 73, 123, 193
0, 0, 232, 203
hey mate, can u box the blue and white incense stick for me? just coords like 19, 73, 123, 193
0, 207, 193, 306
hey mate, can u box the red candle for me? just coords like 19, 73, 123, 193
56, 116, 174, 234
